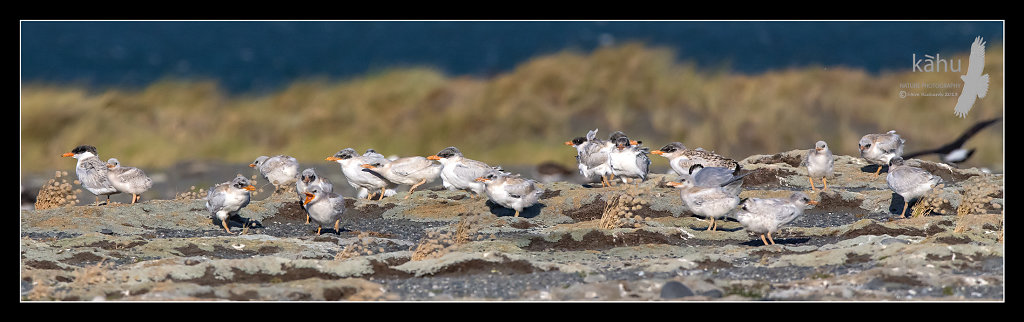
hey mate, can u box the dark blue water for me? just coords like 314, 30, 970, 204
21, 21, 1003, 94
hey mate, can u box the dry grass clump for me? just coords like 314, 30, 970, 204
410, 214, 489, 261
335, 231, 389, 260
909, 184, 949, 218
953, 180, 1002, 234
34, 171, 82, 209
599, 193, 650, 229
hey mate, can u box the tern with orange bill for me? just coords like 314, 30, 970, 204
62, 145, 119, 205
296, 168, 333, 223
205, 175, 256, 234
565, 129, 614, 187
326, 148, 394, 200
302, 185, 346, 235
652, 142, 738, 178
361, 155, 442, 199
427, 146, 492, 198
250, 155, 299, 191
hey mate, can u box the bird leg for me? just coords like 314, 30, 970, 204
873, 165, 883, 177
334, 220, 340, 234
406, 179, 427, 199
823, 177, 829, 192
316, 226, 322, 236
305, 214, 310, 224
514, 210, 520, 218
378, 187, 386, 201
222, 220, 232, 234
900, 201, 909, 218
706, 218, 715, 231
808, 177, 817, 193
760, 234, 769, 246
767, 232, 776, 245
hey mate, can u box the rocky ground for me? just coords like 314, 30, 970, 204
20, 150, 1004, 301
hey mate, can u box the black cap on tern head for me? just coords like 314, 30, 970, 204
658, 142, 687, 153
335, 148, 358, 160
71, 145, 98, 155
436, 147, 462, 158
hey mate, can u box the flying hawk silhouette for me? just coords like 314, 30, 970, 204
953, 36, 989, 118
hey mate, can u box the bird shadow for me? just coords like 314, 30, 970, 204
739, 237, 811, 247
860, 164, 887, 175
485, 200, 546, 218
215, 216, 264, 231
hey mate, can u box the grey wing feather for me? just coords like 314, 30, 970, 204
206, 185, 228, 212
454, 160, 491, 181
504, 178, 538, 198
889, 168, 939, 193
114, 167, 153, 189
80, 158, 114, 189
390, 157, 435, 177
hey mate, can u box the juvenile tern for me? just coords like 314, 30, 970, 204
250, 155, 300, 190
859, 130, 904, 177
361, 155, 442, 199
886, 157, 942, 218
652, 142, 738, 177
61, 145, 118, 205
733, 192, 817, 246
475, 169, 544, 217
205, 175, 256, 234
607, 136, 651, 185
666, 176, 742, 231
427, 146, 493, 198
565, 129, 614, 187
803, 140, 835, 192
687, 164, 749, 197
105, 158, 153, 204
302, 185, 346, 235
296, 168, 333, 223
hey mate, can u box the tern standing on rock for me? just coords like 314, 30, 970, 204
886, 157, 942, 218
302, 185, 346, 235
803, 140, 834, 192
667, 176, 741, 232
687, 164, 749, 197
206, 175, 256, 234
607, 136, 651, 185
361, 156, 442, 199
475, 169, 544, 218
733, 192, 818, 246
105, 158, 153, 204
326, 148, 395, 200
296, 168, 333, 224
565, 129, 614, 187
427, 146, 493, 198
652, 142, 738, 178
250, 155, 299, 191
62, 145, 119, 205
859, 130, 905, 177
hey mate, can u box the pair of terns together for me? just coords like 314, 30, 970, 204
60, 145, 152, 205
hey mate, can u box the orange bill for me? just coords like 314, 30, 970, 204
426, 155, 441, 160
564, 141, 574, 146
360, 164, 376, 169
651, 150, 664, 155
808, 200, 819, 205
325, 156, 342, 161
303, 192, 315, 205
248, 163, 257, 168
61, 152, 74, 157
474, 177, 490, 182
243, 185, 256, 191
